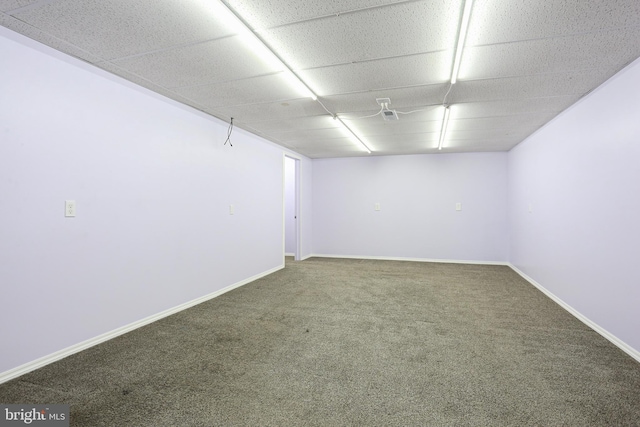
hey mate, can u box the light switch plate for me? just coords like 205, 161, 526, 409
229, 204, 234, 215
455, 202, 462, 211
375, 203, 381, 211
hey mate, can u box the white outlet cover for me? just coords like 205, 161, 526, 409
229, 204, 234, 215
65, 200, 76, 217
455, 202, 462, 211
375, 203, 381, 211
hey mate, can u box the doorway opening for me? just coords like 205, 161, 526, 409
284, 155, 301, 261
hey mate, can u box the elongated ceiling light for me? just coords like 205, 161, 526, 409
438, 106, 450, 151
450, 0, 474, 84
337, 118, 372, 154
215, 1, 317, 101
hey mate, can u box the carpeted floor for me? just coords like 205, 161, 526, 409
1, 257, 639, 426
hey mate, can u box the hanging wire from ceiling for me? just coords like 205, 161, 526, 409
224, 117, 234, 146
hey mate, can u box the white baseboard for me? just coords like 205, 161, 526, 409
0, 264, 284, 385
308, 253, 508, 266
284, 252, 295, 257
508, 264, 640, 364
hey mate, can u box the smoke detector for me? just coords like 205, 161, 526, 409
376, 98, 399, 121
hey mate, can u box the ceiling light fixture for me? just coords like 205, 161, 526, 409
438, 106, 450, 150
337, 118, 372, 154
450, 0, 474, 84
216, 1, 317, 101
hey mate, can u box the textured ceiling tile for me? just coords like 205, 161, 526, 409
449, 70, 615, 104
11, 0, 238, 60
243, 115, 341, 132
267, 127, 353, 143
0, 0, 40, 12
212, 98, 328, 123
111, 36, 282, 89
460, 28, 640, 81
364, 132, 438, 146
261, 0, 462, 69
227, 0, 416, 29
447, 114, 554, 133
452, 96, 582, 119
466, 0, 640, 46
300, 51, 451, 96
290, 137, 359, 148
174, 73, 308, 108
348, 120, 441, 137
323, 84, 449, 114
0, 13, 103, 62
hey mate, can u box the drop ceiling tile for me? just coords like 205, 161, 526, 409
323, 84, 449, 114
299, 144, 369, 158
446, 128, 532, 141
227, 0, 416, 30
0, 0, 40, 12
449, 70, 614, 103
443, 139, 521, 152
447, 113, 555, 133
267, 127, 353, 143
174, 72, 308, 108
290, 137, 358, 148
347, 120, 442, 137
300, 51, 451, 96
466, 0, 640, 46
110, 36, 283, 89
460, 29, 640, 81
364, 132, 438, 146
261, 0, 462, 69
0, 13, 102, 62
11, 0, 238, 60
211, 98, 328, 123
452, 96, 581, 119
242, 115, 340, 132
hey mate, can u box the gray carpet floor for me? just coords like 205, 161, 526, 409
1, 257, 639, 426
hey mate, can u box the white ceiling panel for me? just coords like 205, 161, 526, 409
267, 127, 353, 143
300, 51, 451, 96
0, 13, 102, 62
466, 0, 640, 46
261, 0, 462, 69
110, 36, 282, 89
323, 84, 448, 114
449, 70, 615, 104
460, 28, 640, 82
451, 97, 581, 119
0, 0, 41, 12
243, 115, 341, 133
3, 0, 640, 158
227, 0, 413, 30
347, 120, 441, 137
175, 73, 308, 108
10, 0, 238, 60
448, 114, 555, 133
364, 132, 439, 146
213, 99, 328, 123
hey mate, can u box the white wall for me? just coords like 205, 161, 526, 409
312, 153, 508, 262
508, 57, 640, 357
284, 157, 296, 254
0, 28, 312, 375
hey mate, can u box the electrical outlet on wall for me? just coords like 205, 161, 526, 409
65, 200, 76, 217
455, 202, 462, 211
374, 202, 381, 211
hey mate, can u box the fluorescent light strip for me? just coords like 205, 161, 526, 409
337, 118, 372, 154
217, 1, 317, 101
438, 106, 450, 151
450, 0, 474, 84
